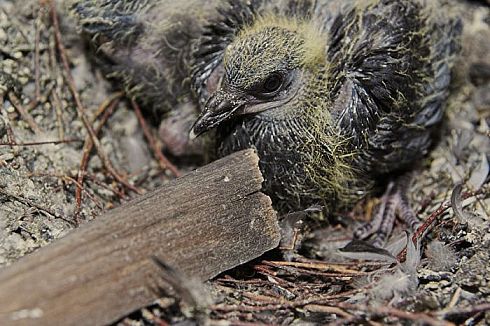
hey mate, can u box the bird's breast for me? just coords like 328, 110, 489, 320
216, 113, 357, 213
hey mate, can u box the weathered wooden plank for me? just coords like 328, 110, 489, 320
0, 149, 280, 326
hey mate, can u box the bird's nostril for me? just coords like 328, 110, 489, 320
214, 99, 232, 114
205, 95, 219, 111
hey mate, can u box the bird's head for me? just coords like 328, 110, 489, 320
190, 16, 325, 138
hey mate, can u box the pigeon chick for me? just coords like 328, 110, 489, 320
190, 0, 461, 245
72, 0, 461, 245
70, 0, 224, 156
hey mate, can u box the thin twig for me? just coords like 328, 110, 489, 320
8, 92, 43, 134
420, 188, 487, 235
264, 260, 366, 275
64, 176, 104, 211
242, 292, 288, 305
49, 1, 141, 196
0, 187, 74, 225
51, 90, 65, 140
0, 139, 81, 146
85, 174, 128, 201
438, 303, 490, 319
337, 303, 453, 326
211, 303, 285, 313
24, 82, 55, 113
258, 262, 368, 278
34, 8, 41, 102
92, 91, 124, 121
28, 172, 105, 211
444, 287, 462, 310
131, 99, 181, 177
76, 96, 122, 214
397, 187, 487, 261
47, 17, 65, 140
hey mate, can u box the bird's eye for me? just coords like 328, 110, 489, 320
261, 72, 284, 94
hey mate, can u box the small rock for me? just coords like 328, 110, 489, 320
0, 153, 14, 161
0, 28, 6, 41
469, 62, 490, 86
424, 280, 451, 290
12, 51, 22, 59
473, 84, 490, 111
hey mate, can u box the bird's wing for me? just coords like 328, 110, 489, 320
326, 0, 461, 174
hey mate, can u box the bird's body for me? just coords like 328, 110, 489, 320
73, 0, 461, 233
191, 0, 461, 214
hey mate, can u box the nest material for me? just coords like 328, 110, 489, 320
0, 0, 488, 324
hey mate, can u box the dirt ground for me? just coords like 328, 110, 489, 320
0, 0, 489, 325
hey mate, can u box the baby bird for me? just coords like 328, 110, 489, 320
73, 0, 461, 245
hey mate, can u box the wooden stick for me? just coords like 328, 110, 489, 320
0, 149, 280, 326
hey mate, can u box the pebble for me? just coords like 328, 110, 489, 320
5, 101, 15, 113
0, 153, 14, 161
0, 28, 6, 42
18, 76, 28, 85
425, 280, 451, 290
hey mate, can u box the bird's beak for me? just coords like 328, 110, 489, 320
190, 89, 247, 139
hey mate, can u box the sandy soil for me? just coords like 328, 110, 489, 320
0, 0, 488, 324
